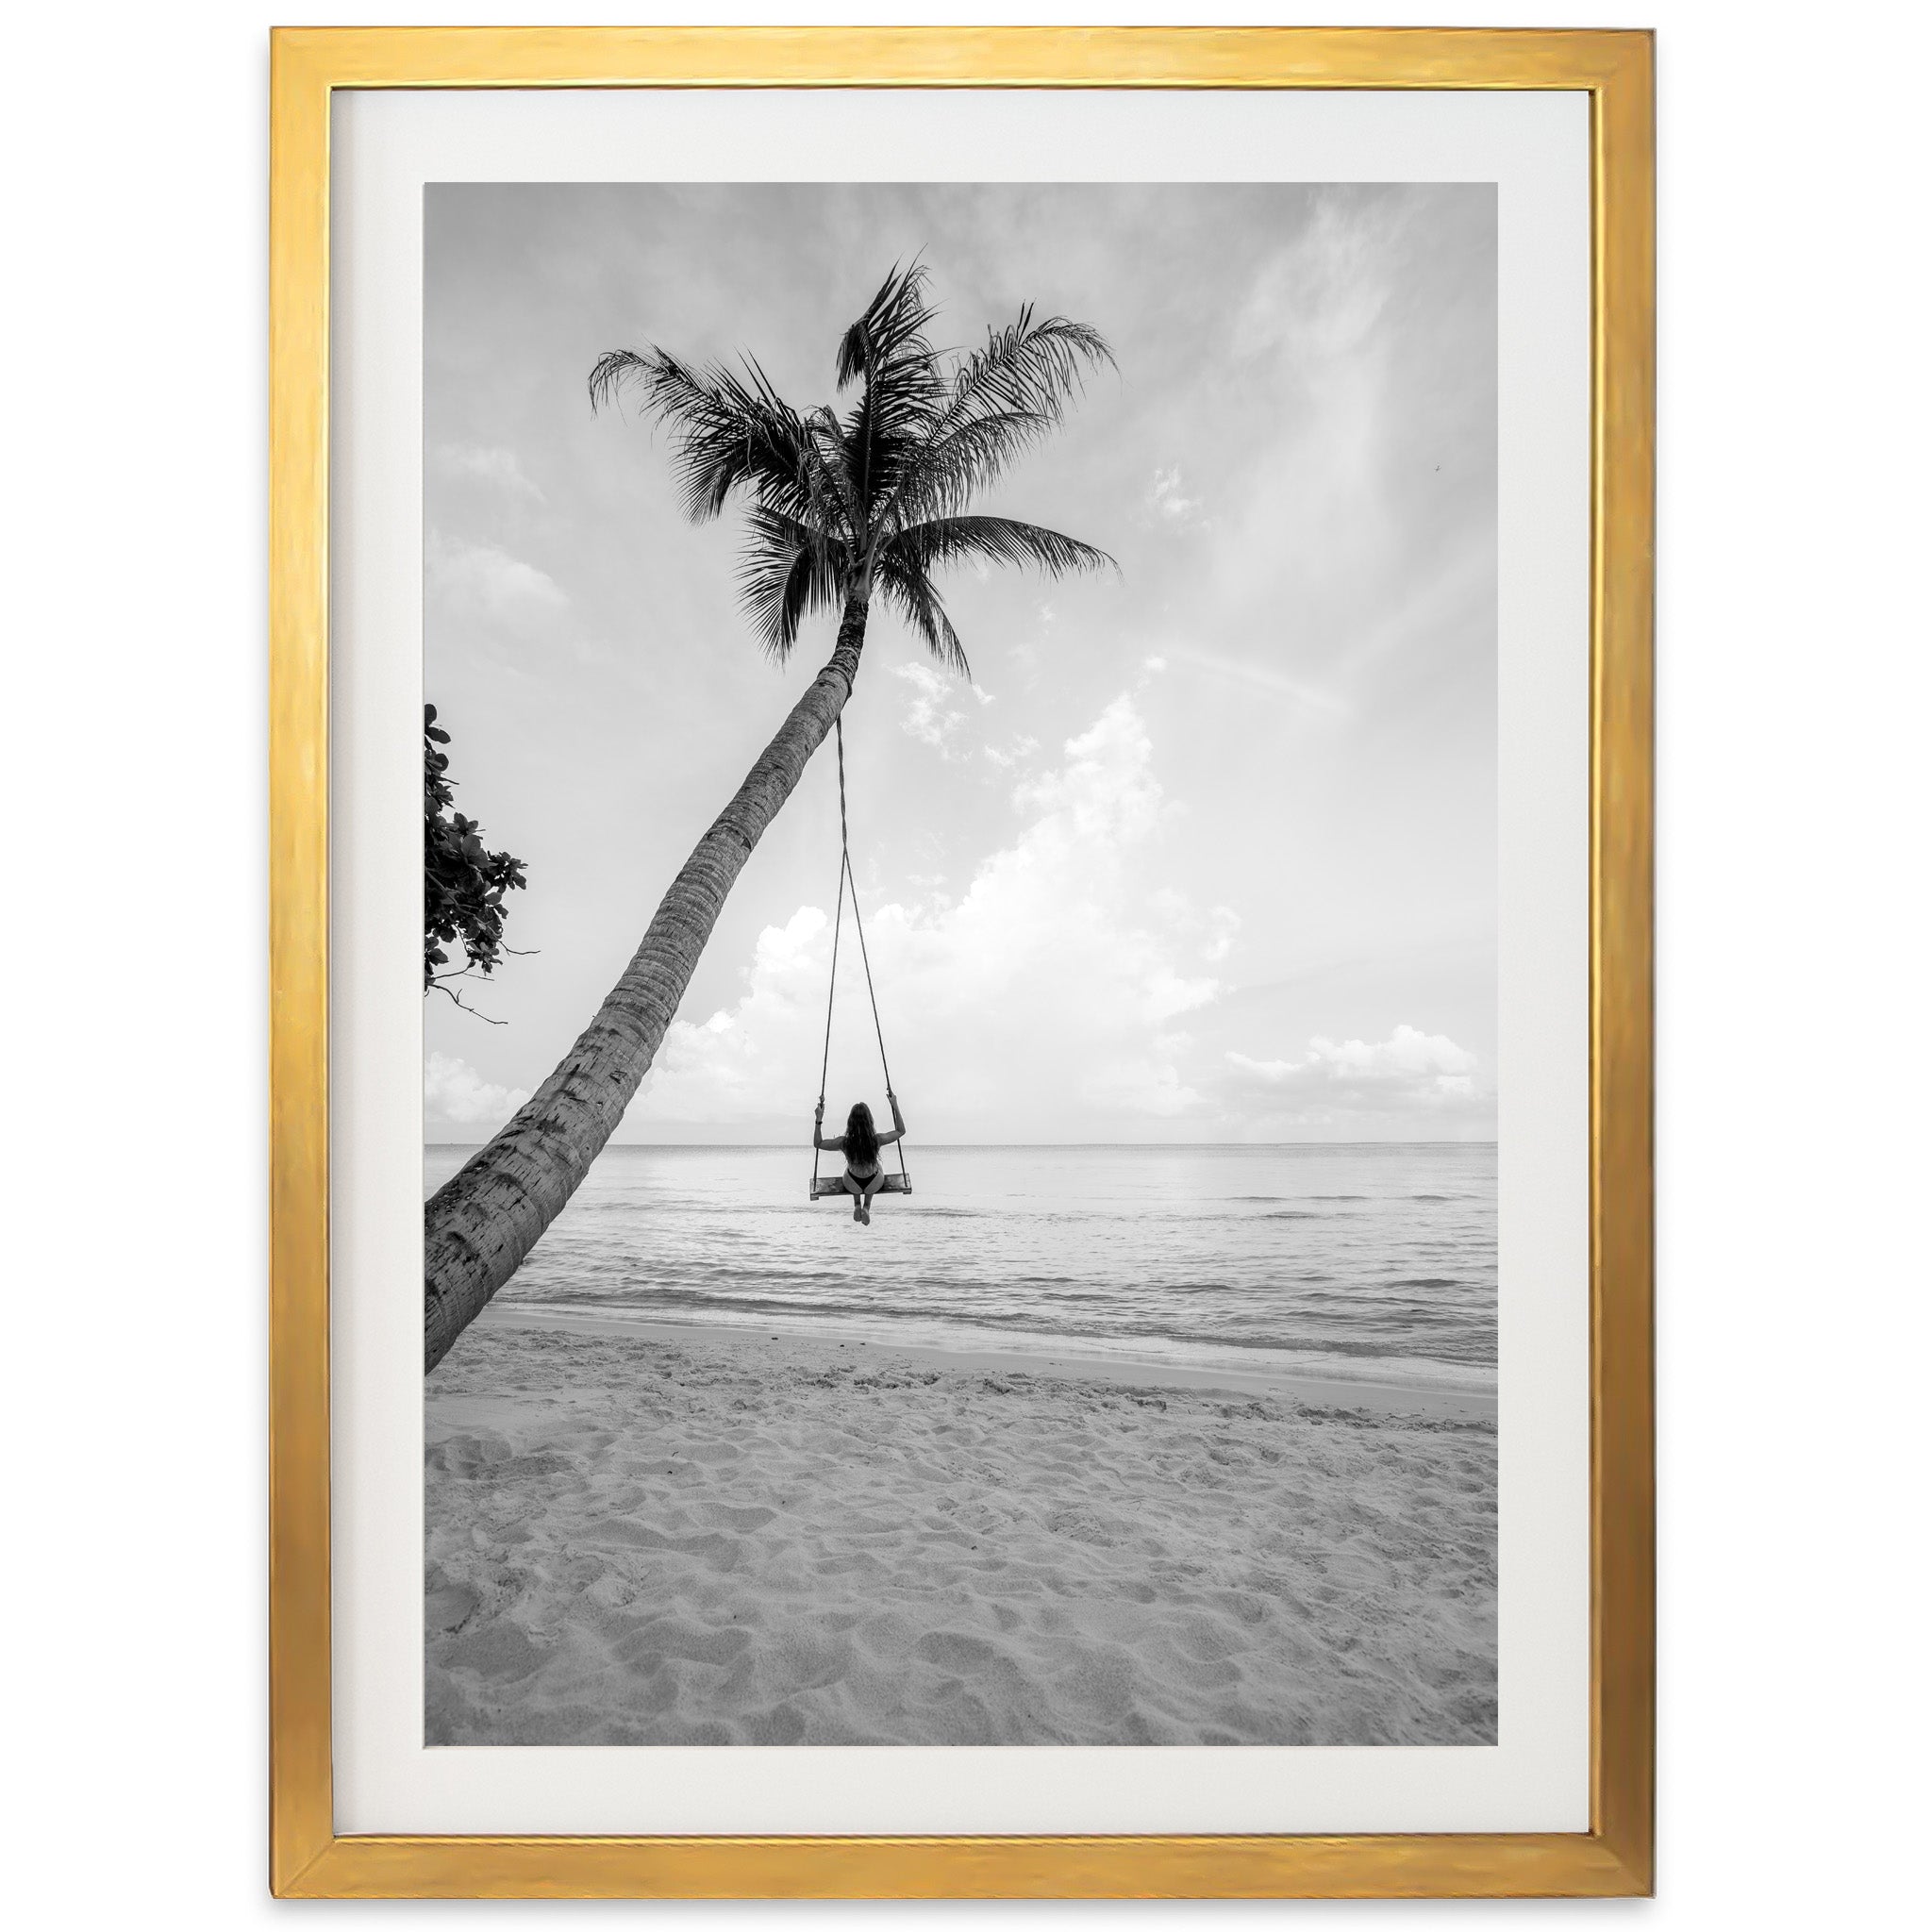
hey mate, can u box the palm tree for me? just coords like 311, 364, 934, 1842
424, 263, 1115, 1372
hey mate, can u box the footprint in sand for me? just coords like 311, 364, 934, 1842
425, 1576, 481, 1634
1045, 1506, 1126, 1548
441, 1616, 545, 1683
707, 1504, 778, 1531
914, 1629, 1027, 1683
427, 1431, 510, 1476
581, 1520, 741, 1566
607, 1616, 752, 1671
744, 1703, 808, 1744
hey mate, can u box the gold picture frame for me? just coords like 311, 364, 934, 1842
270, 25, 1653, 1899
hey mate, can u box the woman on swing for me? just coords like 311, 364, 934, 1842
814, 1091, 907, 1224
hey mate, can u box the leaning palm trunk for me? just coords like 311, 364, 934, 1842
424, 263, 1113, 1373
423, 590, 870, 1371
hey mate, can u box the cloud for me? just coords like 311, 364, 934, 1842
1221, 1025, 1489, 1132
981, 734, 1039, 770
1166, 645, 1349, 721
892, 661, 965, 754
425, 1052, 530, 1127
1234, 191, 1400, 367
430, 442, 544, 502
1142, 464, 1208, 529
634, 694, 1224, 1135
427, 531, 566, 624
1202, 906, 1241, 963
893, 662, 994, 759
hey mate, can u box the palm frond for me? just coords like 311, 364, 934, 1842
883, 408, 1057, 525
875, 546, 971, 678
736, 508, 852, 660
802, 406, 860, 531
835, 260, 941, 391
949, 309, 1117, 424
885, 514, 1118, 582
595, 267, 1115, 668
832, 263, 951, 523
588, 347, 836, 530
881, 311, 1115, 525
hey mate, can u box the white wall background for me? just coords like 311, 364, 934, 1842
4, 0, 1925, 1924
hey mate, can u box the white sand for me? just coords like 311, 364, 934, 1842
426, 1308, 1497, 1747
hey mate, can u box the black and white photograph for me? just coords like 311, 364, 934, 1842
421, 181, 1500, 1749
29, 1, 1932, 1918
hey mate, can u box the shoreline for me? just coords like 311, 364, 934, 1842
475, 1299, 1496, 1423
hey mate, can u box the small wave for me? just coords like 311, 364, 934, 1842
565, 1197, 820, 1218
531, 1266, 1104, 1305
1259, 1209, 1330, 1221
1237, 1195, 1366, 1208
508, 1294, 1497, 1372
529, 1285, 911, 1325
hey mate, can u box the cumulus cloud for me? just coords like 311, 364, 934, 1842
427, 531, 566, 624
425, 1052, 530, 1127
635, 694, 1223, 1135
1221, 1025, 1489, 1133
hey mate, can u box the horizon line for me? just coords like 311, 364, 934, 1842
425, 1139, 1501, 1151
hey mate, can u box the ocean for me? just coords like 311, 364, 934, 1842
425, 1141, 1496, 1395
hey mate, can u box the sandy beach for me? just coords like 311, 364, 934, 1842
426, 1306, 1496, 1746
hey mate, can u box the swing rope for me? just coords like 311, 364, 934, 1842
811, 715, 909, 1193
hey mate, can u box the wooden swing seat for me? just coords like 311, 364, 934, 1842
810, 1173, 912, 1201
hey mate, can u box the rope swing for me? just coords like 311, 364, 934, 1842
810, 716, 912, 1202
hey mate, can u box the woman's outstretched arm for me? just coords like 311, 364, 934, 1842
877, 1091, 908, 1145
812, 1102, 840, 1153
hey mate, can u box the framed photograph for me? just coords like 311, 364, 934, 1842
270, 25, 1653, 1899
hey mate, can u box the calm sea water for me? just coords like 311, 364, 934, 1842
426, 1142, 1496, 1393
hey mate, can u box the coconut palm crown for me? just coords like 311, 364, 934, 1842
588, 261, 1116, 675
423, 266, 1114, 1373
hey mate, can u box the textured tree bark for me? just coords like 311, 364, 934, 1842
424, 586, 872, 1372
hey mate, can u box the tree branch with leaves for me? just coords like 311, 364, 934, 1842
424, 704, 528, 1018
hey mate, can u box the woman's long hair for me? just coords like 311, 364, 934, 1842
844, 1101, 880, 1166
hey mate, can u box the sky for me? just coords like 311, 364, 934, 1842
425, 182, 1496, 1145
